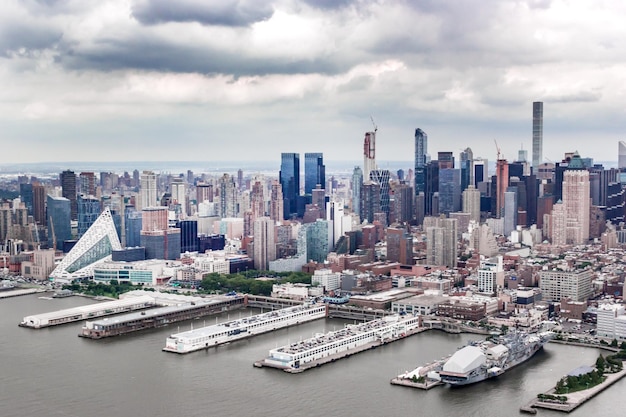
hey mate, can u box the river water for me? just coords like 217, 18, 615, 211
1, 295, 623, 417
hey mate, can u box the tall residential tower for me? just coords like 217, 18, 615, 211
532, 102, 543, 171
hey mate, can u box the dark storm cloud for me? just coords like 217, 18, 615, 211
0, 22, 62, 55
301, 0, 354, 10
132, 0, 274, 27
57, 36, 346, 76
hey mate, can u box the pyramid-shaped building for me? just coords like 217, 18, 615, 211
50, 208, 122, 284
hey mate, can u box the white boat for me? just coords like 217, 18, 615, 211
163, 304, 327, 354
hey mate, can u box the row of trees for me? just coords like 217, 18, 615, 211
198, 271, 312, 296
62, 280, 151, 298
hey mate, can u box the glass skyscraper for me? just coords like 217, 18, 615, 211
279, 153, 300, 220
47, 195, 72, 250
77, 195, 101, 238
304, 153, 325, 195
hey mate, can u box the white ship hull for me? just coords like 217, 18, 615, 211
439, 332, 552, 386
164, 304, 327, 354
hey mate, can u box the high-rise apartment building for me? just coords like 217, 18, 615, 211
170, 177, 187, 217
462, 185, 481, 223
363, 131, 376, 181
495, 159, 509, 218
279, 153, 300, 220
140, 170, 158, 209
369, 169, 390, 222
360, 182, 381, 223
351, 167, 363, 218
562, 157, 590, 244
60, 170, 78, 220
304, 153, 325, 195
619, 141, 626, 170
414, 128, 428, 195
32, 183, 46, 225
79, 172, 97, 196
252, 216, 276, 271
196, 182, 213, 204
425, 217, 457, 268
140, 207, 181, 260
269, 180, 284, 222
218, 173, 238, 218
532, 101, 543, 171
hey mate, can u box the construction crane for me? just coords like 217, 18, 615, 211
494, 139, 502, 160
370, 115, 378, 133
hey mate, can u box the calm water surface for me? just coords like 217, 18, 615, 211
1, 295, 623, 417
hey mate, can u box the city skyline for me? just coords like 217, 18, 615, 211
2, 1, 626, 164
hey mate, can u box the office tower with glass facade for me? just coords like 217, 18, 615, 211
279, 153, 300, 220
304, 153, 325, 195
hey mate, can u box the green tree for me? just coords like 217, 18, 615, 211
596, 355, 606, 374
611, 339, 618, 348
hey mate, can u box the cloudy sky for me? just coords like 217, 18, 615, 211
1, 0, 625, 166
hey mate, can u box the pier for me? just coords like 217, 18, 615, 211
390, 355, 451, 390
163, 303, 327, 354
20, 295, 157, 328
80, 295, 245, 339
0, 287, 46, 299
255, 314, 425, 373
521, 363, 626, 414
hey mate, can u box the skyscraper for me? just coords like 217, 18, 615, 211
60, 170, 77, 221
459, 147, 473, 192
351, 167, 363, 218
304, 153, 325, 195
77, 194, 101, 238
253, 216, 276, 271
462, 185, 481, 223
218, 173, 238, 218
47, 195, 72, 250
495, 159, 509, 218
425, 217, 457, 268
619, 141, 626, 170
170, 177, 187, 217
414, 128, 428, 195
562, 156, 590, 244
32, 183, 46, 225
279, 153, 300, 220
79, 172, 97, 196
363, 131, 376, 180
140, 170, 158, 209
269, 180, 284, 222
438, 168, 461, 215
532, 101, 543, 171
369, 169, 390, 222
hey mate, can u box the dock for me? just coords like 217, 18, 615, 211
0, 288, 45, 299
80, 294, 245, 339
389, 357, 449, 390
164, 304, 327, 354
255, 314, 425, 373
20, 295, 157, 328
521, 362, 626, 413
